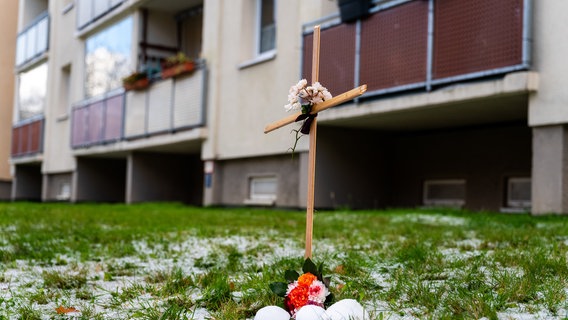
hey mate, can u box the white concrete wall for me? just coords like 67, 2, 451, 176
41, 0, 78, 176
202, 0, 339, 161
528, 0, 568, 126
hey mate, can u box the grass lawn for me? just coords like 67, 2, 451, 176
0, 203, 567, 319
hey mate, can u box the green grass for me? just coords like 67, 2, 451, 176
0, 202, 567, 319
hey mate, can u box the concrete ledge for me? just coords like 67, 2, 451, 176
319, 71, 538, 125
73, 128, 208, 157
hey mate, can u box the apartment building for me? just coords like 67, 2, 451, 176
0, 1, 19, 200
8, 0, 567, 214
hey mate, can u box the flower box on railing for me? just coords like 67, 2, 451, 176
161, 61, 195, 79
122, 72, 149, 91
161, 52, 195, 79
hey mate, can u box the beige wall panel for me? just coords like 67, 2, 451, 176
0, 1, 18, 181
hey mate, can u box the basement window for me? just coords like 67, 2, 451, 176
423, 179, 466, 208
245, 175, 277, 205
506, 177, 531, 209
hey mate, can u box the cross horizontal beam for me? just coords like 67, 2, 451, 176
264, 84, 368, 134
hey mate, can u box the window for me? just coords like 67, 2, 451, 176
506, 177, 531, 208
85, 17, 132, 98
423, 179, 466, 207
256, 0, 276, 55
18, 63, 48, 121
247, 176, 277, 204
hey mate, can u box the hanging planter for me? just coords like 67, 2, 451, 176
161, 52, 195, 79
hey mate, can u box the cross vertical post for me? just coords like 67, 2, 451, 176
305, 25, 321, 259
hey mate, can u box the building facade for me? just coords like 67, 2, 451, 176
0, 1, 19, 200
7, 0, 567, 214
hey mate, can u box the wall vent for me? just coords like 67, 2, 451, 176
423, 179, 466, 207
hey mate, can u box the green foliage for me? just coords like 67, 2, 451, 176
0, 203, 567, 318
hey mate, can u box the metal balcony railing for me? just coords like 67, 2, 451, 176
71, 90, 125, 148
11, 117, 45, 157
15, 12, 49, 67
124, 66, 207, 139
302, 0, 530, 98
71, 63, 207, 148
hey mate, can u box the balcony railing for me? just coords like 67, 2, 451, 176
77, 0, 125, 30
71, 90, 124, 148
16, 12, 49, 67
71, 65, 207, 148
11, 117, 44, 157
302, 0, 529, 97
124, 67, 207, 139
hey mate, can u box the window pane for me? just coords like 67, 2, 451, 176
18, 63, 48, 121
85, 17, 133, 97
259, 0, 275, 53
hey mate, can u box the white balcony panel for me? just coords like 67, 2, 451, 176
147, 79, 173, 133
36, 18, 49, 54
25, 27, 37, 61
125, 91, 147, 137
173, 70, 203, 128
16, 36, 26, 65
77, 0, 92, 29
110, 0, 123, 7
94, 0, 110, 19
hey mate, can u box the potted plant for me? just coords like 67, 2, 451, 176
122, 71, 149, 91
161, 52, 195, 79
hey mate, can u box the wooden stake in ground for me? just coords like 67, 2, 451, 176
264, 25, 367, 259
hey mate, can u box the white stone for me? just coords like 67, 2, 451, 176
254, 306, 290, 320
326, 299, 368, 320
296, 305, 331, 320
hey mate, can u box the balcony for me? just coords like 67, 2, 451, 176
11, 117, 44, 158
71, 65, 207, 148
15, 11, 49, 67
76, 0, 125, 30
302, 0, 529, 97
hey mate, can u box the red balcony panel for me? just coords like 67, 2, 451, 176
104, 94, 123, 141
433, 0, 524, 80
87, 101, 104, 143
302, 23, 356, 97
72, 106, 89, 147
11, 126, 21, 156
29, 120, 42, 154
360, 0, 429, 92
11, 118, 44, 157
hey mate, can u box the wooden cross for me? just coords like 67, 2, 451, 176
264, 26, 367, 258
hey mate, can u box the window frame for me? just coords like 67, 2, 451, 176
423, 179, 466, 207
506, 177, 531, 208
255, 0, 276, 58
245, 175, 278, 205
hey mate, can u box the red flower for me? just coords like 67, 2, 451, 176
285, 285, 308, 315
